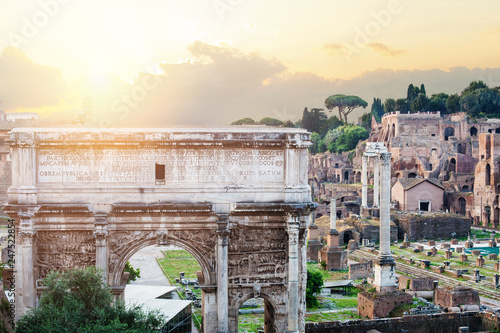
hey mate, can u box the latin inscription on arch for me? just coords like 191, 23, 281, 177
37, 148, 284, 184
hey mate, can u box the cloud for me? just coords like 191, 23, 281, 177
0, 47, 66, 109
367, 43, 404, 57
3, 43, 500, 126
322, 43, 346, 56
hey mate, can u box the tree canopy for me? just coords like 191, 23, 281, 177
258, 117, 283, 126
324, 94, 368, 123
15, 267, 166, 333
231, 117, 256, 125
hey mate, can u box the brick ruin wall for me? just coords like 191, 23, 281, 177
393, 213, 470, 241
305, 312, 484, 333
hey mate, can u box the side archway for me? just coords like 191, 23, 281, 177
109, 233, 215, 288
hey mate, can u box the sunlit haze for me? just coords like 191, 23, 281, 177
1, 0, 500, 126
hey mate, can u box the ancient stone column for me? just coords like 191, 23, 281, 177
373, 152, 397, 293
216, 216, 230, 333
94, 230, 108, 283
330, 198, 336, 231
373, 156, 380, 208
362, 155, 368, 208
287, 214, 300, 333
19, 229, 35, 312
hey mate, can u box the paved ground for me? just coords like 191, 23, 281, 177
128, 245, 171, 286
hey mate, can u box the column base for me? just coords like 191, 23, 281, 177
320, 247, 347, 270
373, 255, 397, 293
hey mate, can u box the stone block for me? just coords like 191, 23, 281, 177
487, 254, 498, 260
431, 266, 444, 273
434, 286, 480, 308
494, 261, 500, 272
444, 250, 452, 259
427, 240, 436, 246
348, 239, 358, 251
476, 256, 485, 267
471, 250, 481, 256
398, 276, 435, 291
358, 290, 413, 319
320, 247, 347, 270
464, 241, 474, 248
440, 243, 451, 249
307, 240, 323, 262
349, 261, 373, 280
447, 270, 462, 278
431, 247, 437, 255
460, 254, 468, 263
420, 260, 431, 269
401, 241, 410, 248
456, 247, 464, 253
416, 245, 424, 251
451, 239, 459, 245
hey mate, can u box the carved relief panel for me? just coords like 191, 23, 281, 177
228, 227, 287, 286
35, 231, 96, 280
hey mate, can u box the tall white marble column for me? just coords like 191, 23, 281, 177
216, 216, 230, 333
19, 229, 35, 311
94, 211, 109, 285
373, 152, 396, 292
94, 230, 108, 283
330, 198, 337, 231
287, 214, 300, 333
373, 156, 380, 208
361, 155, 368, 208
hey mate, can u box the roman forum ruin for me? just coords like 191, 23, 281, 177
4, 126, 316, 333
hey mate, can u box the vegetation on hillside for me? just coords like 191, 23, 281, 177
230, 80, 500, 156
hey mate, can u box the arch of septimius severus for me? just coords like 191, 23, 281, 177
4, 127, 315, 333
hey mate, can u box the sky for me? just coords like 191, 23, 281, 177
1, 0, 500, 126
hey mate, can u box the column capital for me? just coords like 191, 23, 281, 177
380, 151, 392, 164
19, 230, 35, 246
93, 230, 108, 246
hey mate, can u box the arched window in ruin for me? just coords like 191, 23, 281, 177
344, 171, 349, 182
457, 143, 466, 154
336, 210, 342, 219
395, 172, 402, 179
470, 127, 478, 136
316, 214, 323, 219
495, 208, 500, 226
408, 173, 417, 178
391, 123, 396, 138
354, 171, 361, 183
444, 127, 454, 141
484, 206, 491, 226
337, 174, 340, 182
462, 185, 469, 191
449, 158, 456, 173
496, 127, 500, 134
486, 163, 491, 186
458, 197, 466, 215
343, 230, 353, 245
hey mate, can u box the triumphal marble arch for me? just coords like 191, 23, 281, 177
5, 127, 315, 333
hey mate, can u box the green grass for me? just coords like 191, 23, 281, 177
238, 313, 264, 332
306, 263, 349, 282
157, 250, 203, 330
157, 249, 201, 280
331, 298, 358, 308
305, 310, 361, 322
